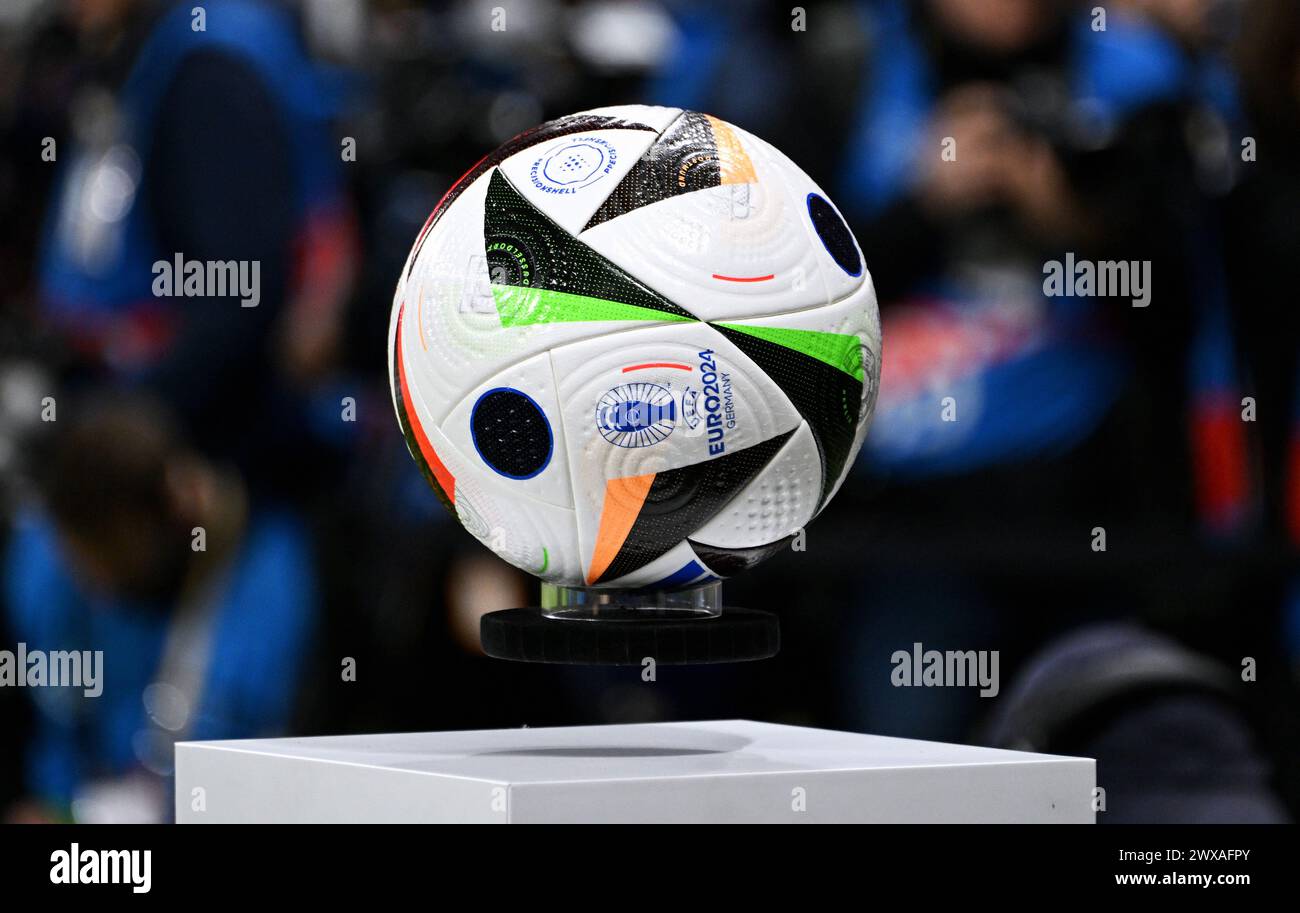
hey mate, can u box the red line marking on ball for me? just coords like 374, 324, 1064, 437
711, 273, 775, 282
622, 363, 694, 373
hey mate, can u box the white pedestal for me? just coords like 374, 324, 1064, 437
175, 719, 1094, 823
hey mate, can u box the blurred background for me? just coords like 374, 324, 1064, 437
0, 0, 1297, 823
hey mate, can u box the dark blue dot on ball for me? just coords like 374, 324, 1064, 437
807, 193, 862, 277
470, 387, 553, 480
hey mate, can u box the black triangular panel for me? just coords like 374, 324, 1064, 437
583, 111, 722, 232
710, 324, 862, 508
689, 536, 794, 578
483, 170, 697, 320
596, 430, 795, 584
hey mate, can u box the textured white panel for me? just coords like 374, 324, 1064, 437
412, 403, 581, 584
721, 270, 880, 346
441, 351, 572, 509
576, 104, 682, 133
450, 472, 580, 584
548, 322, 802, 575
579, 122, 866, 322
739, 126, 866, 309
497, 128, 661, 236
715, 279, 882, 513
690, 421, 820, 548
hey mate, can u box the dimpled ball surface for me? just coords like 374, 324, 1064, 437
389, 105, 880, 589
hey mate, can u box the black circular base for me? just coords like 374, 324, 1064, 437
480, 607, 780, 665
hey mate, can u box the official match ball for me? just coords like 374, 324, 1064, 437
388, 105, 880, 590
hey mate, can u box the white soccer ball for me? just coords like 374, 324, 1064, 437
389, 105, 880, 590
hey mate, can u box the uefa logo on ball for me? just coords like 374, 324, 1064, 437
594, 382, 677, 448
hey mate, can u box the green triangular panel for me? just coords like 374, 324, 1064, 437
483, 169, 697, 321
716, 323, 864, 381
493, 285, 693, 327
710, 322, 863, 510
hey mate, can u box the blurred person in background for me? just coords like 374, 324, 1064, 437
33, 0, 357, 497
1, 0, 367, 815
813, 0, 1297, 818
1227, 0, 1300, 563
800, 0, 1269, 750
4, 392, 317, 823
631, 0, 1298, 815
982, 621, 1289, 823
1225, 0, 1300, 810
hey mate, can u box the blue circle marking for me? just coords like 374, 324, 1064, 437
470, 386, 554, 480
807, 192, 862, 277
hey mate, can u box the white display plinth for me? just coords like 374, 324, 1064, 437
175, 719, 1094, 823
